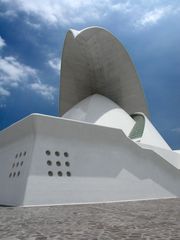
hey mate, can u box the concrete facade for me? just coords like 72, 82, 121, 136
60, 27, 149, 116
0, 114, 180, 206
0, 26, 179, 207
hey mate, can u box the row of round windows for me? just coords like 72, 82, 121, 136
45, 150, 69, 157
48, 171, 71, 177
47, 160, 70, 167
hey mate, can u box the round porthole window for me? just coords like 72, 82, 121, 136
47, 160, 52, 166
58, 171, 62, 177
64, 152, 69, 157
46, 150, 51, 156
65, 161, 70, 167
56, 161, 61, 166
55, 151, 60, 157
66, 171, 71, 177
48, 171, 53, 176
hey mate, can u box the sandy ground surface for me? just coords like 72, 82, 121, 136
0, 198, 180, 239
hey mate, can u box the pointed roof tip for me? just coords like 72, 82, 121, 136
69, 29, 80, 38
69, 26, 110, 38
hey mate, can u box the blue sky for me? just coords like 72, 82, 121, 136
0, 0, 179, 149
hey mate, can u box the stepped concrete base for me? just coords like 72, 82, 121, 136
0, 114, 180, 206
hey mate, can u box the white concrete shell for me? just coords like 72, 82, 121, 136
62, 94, 135, 136
62, 94, 171, 150
0, 26, 179, 207
60, 27, 149, 117
0, 114, 180, 206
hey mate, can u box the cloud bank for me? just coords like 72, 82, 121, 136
0, 36, 56, 101
1, 0, 180, 29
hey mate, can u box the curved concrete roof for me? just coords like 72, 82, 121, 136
60, 27, 149, 117
62, 94, 135, 135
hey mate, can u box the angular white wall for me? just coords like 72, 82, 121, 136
0, 114, 180, 206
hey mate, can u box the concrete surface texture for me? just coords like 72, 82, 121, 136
1, 114, 180, 207
62, 94, 136, 135
0, 198, 180, 239
60, 27, 149, 117
0, 95, 178, 207
0, 27, 179, 208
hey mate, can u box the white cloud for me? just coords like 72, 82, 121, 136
0, 9, 17, 19
26, 20, 40, 29
0, 86, 10, 97
110, 2, 131, 13
172, 128, 180, 134
1, 0, 108, 25
0, 36, 6, 49
0, 55, 56, 101
0, 56, 37, 87
136, 6, 172, 27
48, 58, 61, 74
1, 0, 179, 30
30, 82, 56, 100
0, 35, 56, 101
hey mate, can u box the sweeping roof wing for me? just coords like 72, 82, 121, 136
60, 27, 149, 117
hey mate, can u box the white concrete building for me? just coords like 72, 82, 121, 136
0, 27, 179, 206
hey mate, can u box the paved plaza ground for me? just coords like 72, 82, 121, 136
0, 198, 180, 239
